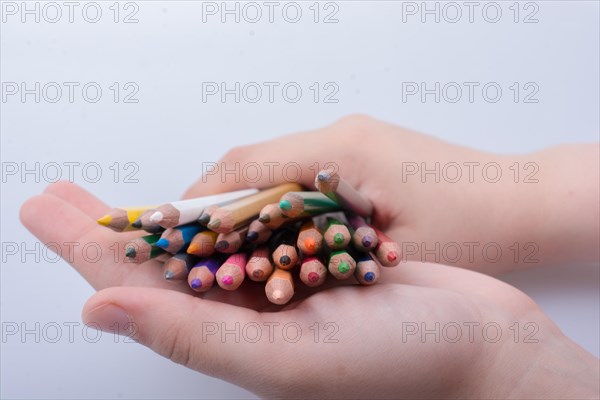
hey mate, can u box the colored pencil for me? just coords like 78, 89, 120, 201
258, 203, 290, 229
265, 267, 294, 305
131, 209, 164, 233
297, 220, 323, 256
208, 183, 302, 233
156, 224, 204, 254
246, 219, 272, 244
97, 206, 155, 232
186, 230, 218, 257
328, 250, 356, 280
124, 233, 166, 263
355, 253, 381, 285
278, 191, 340, 218
270, 227, 300, 270
188, 256, 225, 292
323, 217, 351, 250
346, 213, 379, 252
162, 252, 198, 281
245, 246, 274, 282
215, 226, 249, 253
373, 227, 401, 267
216, 253, 248, 290
315, 170, 373, 217
150, 188, 259, 228
299, 256, 327, 287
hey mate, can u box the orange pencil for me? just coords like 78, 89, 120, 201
265, 268, 294, 305
186, 230, 218, 257
297, 220, 323, 256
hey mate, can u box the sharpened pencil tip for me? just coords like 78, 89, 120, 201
258, 214, 270, 223
149, 211, 163, 223
131, 219, 142, 228
338, 262, 350, 273
97, 215, 112, 226
186, 244, 198, 254
279, 200, 292, 211
164, 270, 175, 280
246, 231, 259, 242
222, 275, 234, 285
208, 219, 221, 229
190, 278, 202, 289
215, 241, 229, 251
125, 247, 136, 258
155, 238, 169, 249
304, 238, 315, 251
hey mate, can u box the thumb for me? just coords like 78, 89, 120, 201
82, 287, 277, 384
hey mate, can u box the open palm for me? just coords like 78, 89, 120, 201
20, 181, 565, 399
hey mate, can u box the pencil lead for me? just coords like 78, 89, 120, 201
186, 243, 199, 254
280, 255, 291, 266
304, 238, 316, 251
222, 275, 233, 286
387, 252, 398, 262
362, 236, 373, 247
364, 272, 375, 282
279, 200, 292, 211
272, 289, 283, 300
208, 219, 221, 230
338, 262, 350, 273
97, 215, 112, 226
190, 278, 202, 289
155, 238, 169, 249
198, 214, 210, 225
215, 241, 229, 251
317, 172, 329, 182
131, 219, 142, 229
308, 272, 319, 283
258, 214, 270, 223
252, 270, 264, 279
149, 211, 163, 223
246, 231, 259, 242
125, 247, 136, 258
164, 270, 175, 280
333, 233, 345, 245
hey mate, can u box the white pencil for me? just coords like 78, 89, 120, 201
314, 170, 373, 217
150, 188, 259, 228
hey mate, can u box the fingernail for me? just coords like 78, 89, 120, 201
85, 303, 134, 337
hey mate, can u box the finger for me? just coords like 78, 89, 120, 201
43, 181, 108, 219
82, 286, 280, 385
182, 117, 373, 199
19, 193, 169, 289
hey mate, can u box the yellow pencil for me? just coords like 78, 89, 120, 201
97, 206, 156, 232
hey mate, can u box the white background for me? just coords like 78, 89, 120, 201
1, 1, 598, 398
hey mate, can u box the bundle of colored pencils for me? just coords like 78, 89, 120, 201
97, 170, 401, 305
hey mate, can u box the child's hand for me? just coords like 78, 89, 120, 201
20, 179, 598, 399
184, 115, 599, 274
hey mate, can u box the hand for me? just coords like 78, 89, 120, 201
20, 184, 598, 398
183, 115, 600, 274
